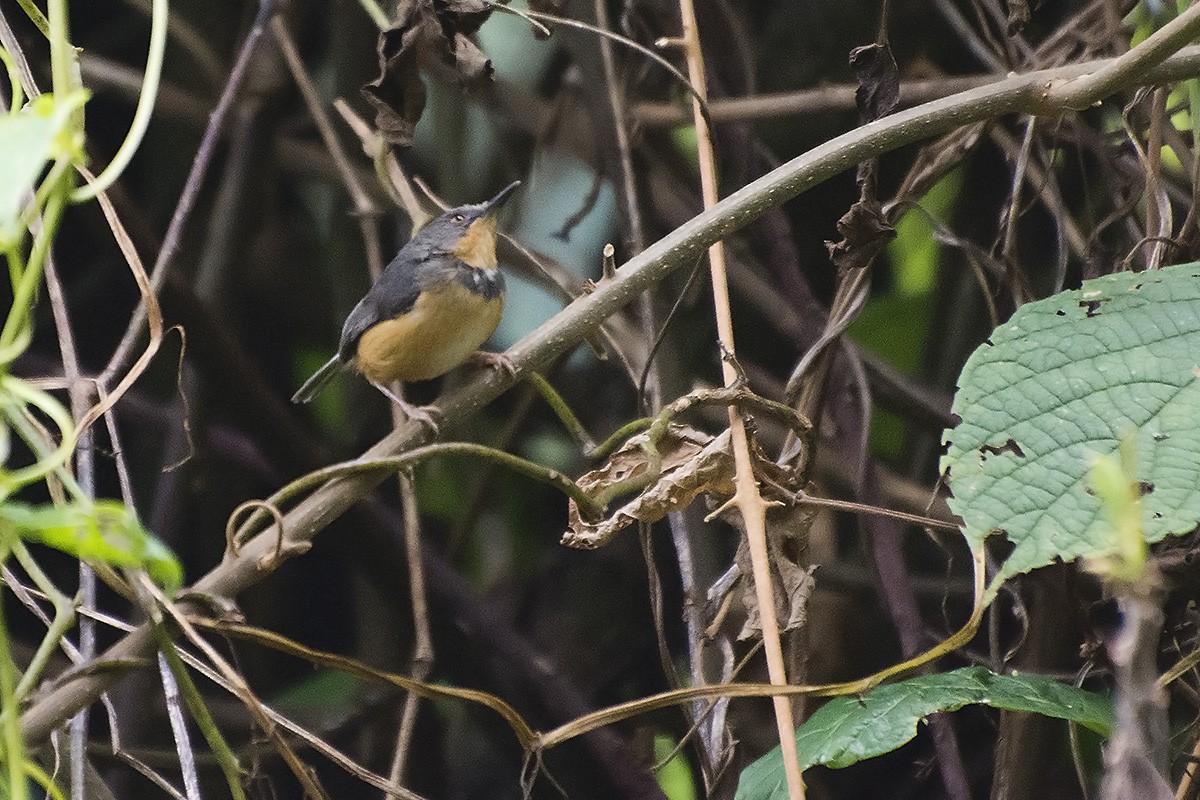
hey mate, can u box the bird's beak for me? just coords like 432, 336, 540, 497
482, 181, 521, 218
453, 182, 521, 268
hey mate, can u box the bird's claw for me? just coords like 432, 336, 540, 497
467, 350, 517, 376
372, 382, 442, 435
400, 402, 441, 435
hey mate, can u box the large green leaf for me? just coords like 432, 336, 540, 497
941, 263, 1200, 594
1, 500, 182, 591
735, 667, 1112, 800
0, 91, 87, 249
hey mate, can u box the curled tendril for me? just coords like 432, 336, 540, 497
225, 499, 286, 560
0, 375, 77, 500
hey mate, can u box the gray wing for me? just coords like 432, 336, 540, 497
335, 254, 428, 361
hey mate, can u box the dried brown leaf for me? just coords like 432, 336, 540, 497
894, 123, 986, 204
849, 43, 899, 124
731, 502, 817, 639
825, 43, 900, 271
361, 0, 496, 146
1006, 0, 1032, 34
563, 426, 736, 550
825, 192, 895, 271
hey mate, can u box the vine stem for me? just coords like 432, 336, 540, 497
70, 0, 168, 202
672, 1, 806, 797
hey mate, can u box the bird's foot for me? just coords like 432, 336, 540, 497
467, 350, 517, 376
372, 383, 441, 435
399, 401, 441, 435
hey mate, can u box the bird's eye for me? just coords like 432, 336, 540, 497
452, 214, 465, 224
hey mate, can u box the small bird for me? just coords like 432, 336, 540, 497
292, 181, 520, 426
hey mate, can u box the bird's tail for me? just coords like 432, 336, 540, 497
291, 356, 344, 404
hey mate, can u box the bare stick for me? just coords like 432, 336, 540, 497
669, 0, 806, 796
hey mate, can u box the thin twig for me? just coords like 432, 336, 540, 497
1001, 117, 1038, 273
507, 4, 710, 126
1049, 2, 1200, 108
669, 0, 806, 796
44, 252, 97, 800
70, 0, 167, 202
637, 73, 1008, 125
271, 16, 383, 275
386, 472, 434, 793
8, 15, 98, 792
1143, 87, 1170, 269
118, 0, 225, 88
156, 652, 202, 800
101, 0, 277, 383
273, 26, 440, 780
594, 0, 645, 254
932, 0, 1007, 71
591, 0, 662, 415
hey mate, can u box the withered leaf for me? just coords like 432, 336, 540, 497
361, 0, 496, 147
825, 191, 895, 271
894, 123, 985, 203
849, 42, 899, 124
737, 559, 816, 640
1006, 0, 1032, 34
827, 43, 899, 270
731, 502, 817, 640
362, 13, 429, 147
563, 426, 736, 550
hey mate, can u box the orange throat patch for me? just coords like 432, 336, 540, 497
451, 217, 499, 269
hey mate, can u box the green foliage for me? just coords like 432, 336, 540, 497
848, 293, 934, 457
1, 500, 183, 591
736, 667, 1113, 800
271, 669, 361, 714
886, 169, 962, 296
1087, 437, 1148, 583
849, 170, 960, 457
941, 262, 1200, 596
671, 124, 699, 170
0, 90, 87, 250
654, 733, 698, 800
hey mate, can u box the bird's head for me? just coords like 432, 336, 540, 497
418, 181, 520, 270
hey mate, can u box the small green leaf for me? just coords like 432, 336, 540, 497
735, 667, 1112, 800
1087, 438, 1147, 583
0, 90, 88, 249
2, 500, 182, 591
941, 262, 1200, 596
671, 124, 698, 168
654, 733, 698, 800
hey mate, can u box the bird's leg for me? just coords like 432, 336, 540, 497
371, 382, 441, 434
465, 350, 517, 376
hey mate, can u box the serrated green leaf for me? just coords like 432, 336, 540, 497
2, 500, 182, 591
0, 91, 87, 249
941, 262, 1200, 596
735, 667, 1112, 800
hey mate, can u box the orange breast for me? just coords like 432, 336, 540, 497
355, 279, 504, 384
